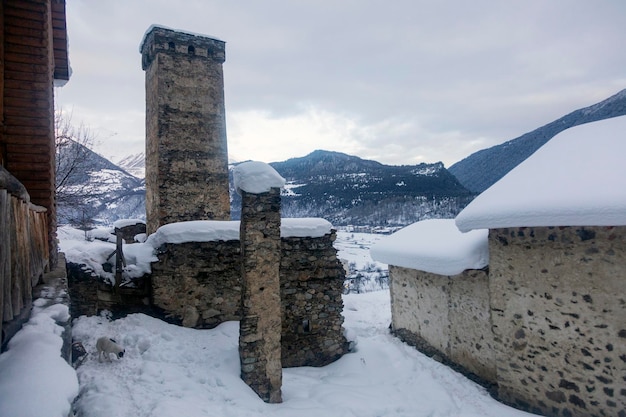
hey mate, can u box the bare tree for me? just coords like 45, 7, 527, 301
54, 109, 147, 226
55, 109, 101, 226
55, 110, 96, 200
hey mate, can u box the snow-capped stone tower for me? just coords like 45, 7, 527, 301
140, 26, 230, 234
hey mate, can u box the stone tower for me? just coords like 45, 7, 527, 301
140, 26, 230, 234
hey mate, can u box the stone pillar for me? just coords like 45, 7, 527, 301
140, 26, 230, 234
238, 186, 283, 403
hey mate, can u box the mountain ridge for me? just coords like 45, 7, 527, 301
449, 88, 626, 193
56, 139, 145, 225
59, 88, 626, 227
58, 145, 473, 227
229, 150, 475, 226
115, 153, 146, 179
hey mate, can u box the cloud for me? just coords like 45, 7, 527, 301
228, 106, 493, 167
57, 0, 626, 166
227, 107, 362, 163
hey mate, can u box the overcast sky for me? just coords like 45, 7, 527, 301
55, 0, 626, 167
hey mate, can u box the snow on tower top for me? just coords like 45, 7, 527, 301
232, 161, 286, 195
140, 25, 225, 70
140, 24, 224, 49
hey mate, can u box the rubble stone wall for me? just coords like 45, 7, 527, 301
388, 225, 626, 417
489, 226, 626, 417
280, 231, 349, 368
151, 240, 242, 328
388, 265, 494, 382
238, 188, 283, 403
149, 229, 349, 368
66, 262, 99, 319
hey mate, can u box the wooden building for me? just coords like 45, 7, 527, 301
1, 0, 69, 263
1, 0, 69, 347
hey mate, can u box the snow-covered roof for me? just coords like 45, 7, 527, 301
370, 219, 488, 276
456, 116, 626, 232
232, 161, 286, 195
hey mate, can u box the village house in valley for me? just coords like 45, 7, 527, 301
372, 115, 626, 417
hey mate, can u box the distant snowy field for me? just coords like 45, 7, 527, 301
334, 231, 386, 271
334, 231, 389, 293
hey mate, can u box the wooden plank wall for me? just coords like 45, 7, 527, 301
0, 190, 9, 333
2, 0, 55, 208
1, 0, 60, 265
0, 2, 69, 343
1, 1, 5, 166
0, 188, 49, 346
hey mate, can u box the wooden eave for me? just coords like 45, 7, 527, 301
51, 0, 69, 82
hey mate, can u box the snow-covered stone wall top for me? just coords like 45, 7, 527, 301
456, 116, 626, 232
370, 219, 488, 276
146, 221, 241, 247
232, 161, 285, 195
146, 218, 334, 247
281, 218, 333, 238
113, 218, 145, 229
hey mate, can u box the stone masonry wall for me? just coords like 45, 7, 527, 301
389, 265, 495, 383
239, 188, 283, 403
448, 268, 496, 382
66, 262, 99, 319
151, 240, 242, 328
280, 231, 349, 368
489, 226, 626, 417
148, 227, 348, 368
141, 26, 230, 234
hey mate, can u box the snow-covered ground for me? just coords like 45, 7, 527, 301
0, 302, 78, 417
0, 227, 541, 417
334, 231, 386, 271
70, 291, 537, 417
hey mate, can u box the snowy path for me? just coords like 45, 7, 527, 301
72, 291, 538, 417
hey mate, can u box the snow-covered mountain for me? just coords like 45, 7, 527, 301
56, 140, 145, 225
115, 153, 145, 179
57, 145, 473, 227
65, 86, 626, 228
229, 150, 475, 226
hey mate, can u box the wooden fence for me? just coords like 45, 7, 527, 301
1, 167, 50, 346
